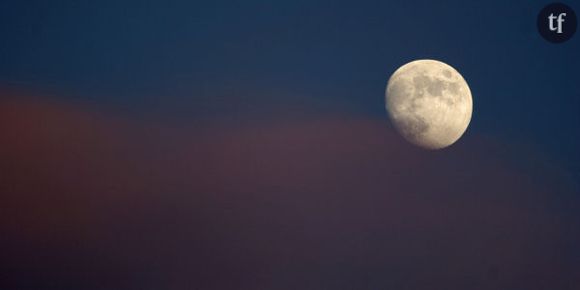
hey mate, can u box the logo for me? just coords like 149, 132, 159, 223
538, 3, 577, 43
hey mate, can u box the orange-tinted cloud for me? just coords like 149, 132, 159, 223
1, 91, 578, 290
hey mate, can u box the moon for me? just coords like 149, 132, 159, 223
385, 59, 473, 149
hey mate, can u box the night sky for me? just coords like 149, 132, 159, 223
1, 0, 579, 289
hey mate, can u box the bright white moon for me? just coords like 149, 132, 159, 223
385, 59, 473, 149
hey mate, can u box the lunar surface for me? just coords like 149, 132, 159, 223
385, 59, 473, 149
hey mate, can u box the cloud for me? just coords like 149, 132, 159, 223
0, 92, 578, 290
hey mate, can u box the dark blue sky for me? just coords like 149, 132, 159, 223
1, 0, 579, 171
1, 1, 579, 289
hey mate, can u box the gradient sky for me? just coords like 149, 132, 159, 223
1, 1, 579, 289
1, 0, 579, 169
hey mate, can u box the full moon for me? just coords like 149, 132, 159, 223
385, 59, 473, 149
